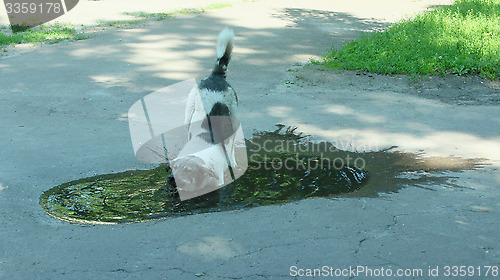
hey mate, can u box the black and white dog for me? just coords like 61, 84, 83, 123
168, 28, 239, 197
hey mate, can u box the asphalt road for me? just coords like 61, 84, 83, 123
1, 0, 499, 279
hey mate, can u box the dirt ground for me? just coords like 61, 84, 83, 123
294, 66, 500, 106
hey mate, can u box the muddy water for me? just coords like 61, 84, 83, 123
40, 126, 485, 224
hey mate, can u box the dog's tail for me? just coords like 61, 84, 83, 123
213, 28, 234, 76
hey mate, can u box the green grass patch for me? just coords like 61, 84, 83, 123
323, 0, 500, 79
0, 23, 84, 47
127, 2, 234, 20
96, 20, 141, 28
1, 1, 238, 48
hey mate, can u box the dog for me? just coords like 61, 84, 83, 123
168, 28, 239, 198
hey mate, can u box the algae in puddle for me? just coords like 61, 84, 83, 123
40, 125, 485, 224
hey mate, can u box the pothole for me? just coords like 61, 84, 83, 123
40, 125, 485, 224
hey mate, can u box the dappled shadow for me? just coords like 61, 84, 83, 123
1, 4, 500, 280
0, 3, 498, 195
275, 8, 386, 36
427, 4, 452, 10
0, 5, 392, 186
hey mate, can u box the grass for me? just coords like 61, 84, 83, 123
125, 2, 235, 20
0, 23, 86, 47
322, 0, 500, 79
1, 1, 244, 48
100, 3, 235, 28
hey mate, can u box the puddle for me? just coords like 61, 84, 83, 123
40, 125, 485, 224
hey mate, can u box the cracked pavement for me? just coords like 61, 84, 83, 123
1, 0, 499, 279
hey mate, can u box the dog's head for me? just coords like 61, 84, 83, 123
169, 155, 220, 193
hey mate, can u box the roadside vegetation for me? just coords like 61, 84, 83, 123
125, 2, 234, 20
0, 23, 85, 47
0, 1, 245, 49
322, 0, 500, 79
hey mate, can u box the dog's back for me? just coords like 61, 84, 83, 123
170, 28, 239, 195
185, 28, 238, 140
199, 28, 238, 119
